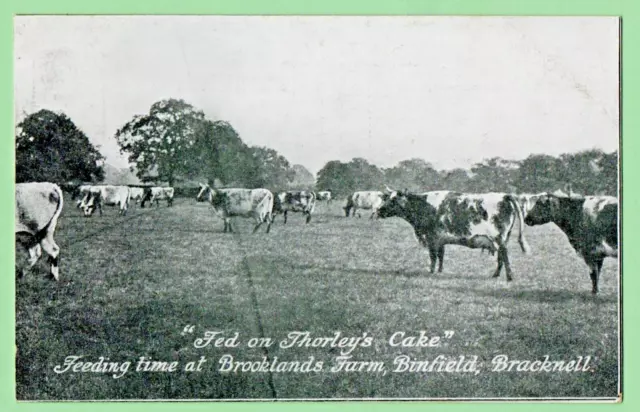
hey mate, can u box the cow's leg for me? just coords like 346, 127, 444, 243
589, 257, 604, 294
252, 222, 263, 234
27, 243, 42, 268
223, 218, 229, 233
305, 212, 312, 224
437, 245, 445, 273
98, 201, 103, 217
265, 216, 272, 233
283, 210, 288, 224
492, 246, 505, 278
502, 246, 513, 281
427, 245, 438, 274
40, 234, 60, 281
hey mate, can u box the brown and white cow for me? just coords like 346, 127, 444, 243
81, 185, 131, 217
15, 182, 64, 280
196, 184, 274, 233
378, 190, 530, 280
141, 186, 175, 208
344, 191, 384, 219
272, 191, 316, 224
524, 193, 618, 294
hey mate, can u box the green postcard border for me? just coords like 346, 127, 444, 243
2, 0, 635, 411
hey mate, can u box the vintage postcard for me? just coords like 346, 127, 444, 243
14, 15, 620, 401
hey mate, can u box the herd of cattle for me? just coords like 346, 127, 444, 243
15, 182, 618, 294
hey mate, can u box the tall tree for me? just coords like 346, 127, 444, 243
251, 146, 295, 189
16, 109, 104, 184
187, 120, 259, 187
115, 99, 205, 186
518, 154, 563, 193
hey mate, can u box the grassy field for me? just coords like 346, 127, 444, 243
15, 197, 619, 400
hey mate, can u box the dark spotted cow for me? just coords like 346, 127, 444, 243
273, 191, 316, 224
378, 190, 530, 280
196, 184, 274, 233
524, 193, 618, 294
15, 182, 64, 280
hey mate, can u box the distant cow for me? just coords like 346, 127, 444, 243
76, 184, 97, 208
273, 191, 316, 224
15, 182, 64, 280
141, 187, 174, 208
316, 191, 332, 203
524, 193, 618, 294
196, 184, 274, 233
82, 185, 131, 217
129, 187, 145, 205
378, 190, 530, 280
344, 191, 384, 218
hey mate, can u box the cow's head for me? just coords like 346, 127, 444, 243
524, 193, 559, 226
378, 189, 409, 219
196, 183, 211, 202
82, 194, 98, 217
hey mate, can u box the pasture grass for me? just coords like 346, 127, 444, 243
15, 199, 619, 399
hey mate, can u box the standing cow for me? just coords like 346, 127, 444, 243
273, 191, 316, 224
81, 185, 131, 217
316, 190, 333, 204
344, 191, 384, 218
378, 190, 530, 280
15, 182, 64, 280
524, 193, 618, 294
141, 187, 175, 208
196, 184, 274, 233
129, 187, 145, 205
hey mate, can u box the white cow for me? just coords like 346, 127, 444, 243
196, 184, 273, 233
82, 185, 131, 216
129, 187, 145, 205
344, 191, 384, 218
141, 187, 174, 208
15, 182, 64, 280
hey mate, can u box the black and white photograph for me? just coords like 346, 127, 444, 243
14, 16, 620, 400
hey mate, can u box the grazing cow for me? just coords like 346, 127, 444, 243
141, 187, 175, 208
15, 182, 64, 280
316, 191, 333, 203
196, 184, 274, 233
378, 190, 530, 280
82, 185, 131, 217
273, 191, 316, 224
129, 187, 145, 205
75, 184, 95, 208
344, 191, 384, 218
524, 193, 618, 294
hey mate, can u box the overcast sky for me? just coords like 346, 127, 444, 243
14, 16, 619, 175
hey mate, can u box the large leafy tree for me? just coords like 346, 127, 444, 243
187, 120, 260, 187
15, 109, 104, 184
251, 146, 295, 189
384, 158, 441, 192
115, 99, 205, 186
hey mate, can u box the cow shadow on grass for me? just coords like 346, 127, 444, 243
287, 263, 479, 281
440, 285, 618, 304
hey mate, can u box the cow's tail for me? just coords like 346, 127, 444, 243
265, 191, 275, 224
308, 192, 317, 214
39, 184, 64, 239
507, 195, 530, 254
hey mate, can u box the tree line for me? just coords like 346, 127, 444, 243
15, 98, 618, 197
316, 152, 618, 197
